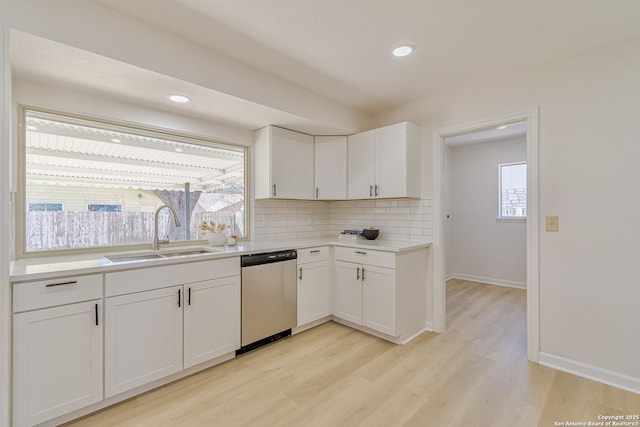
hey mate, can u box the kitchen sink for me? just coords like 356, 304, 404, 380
105, 247, 220, 263
161, 248, 215, 257
105, 253, 166, 262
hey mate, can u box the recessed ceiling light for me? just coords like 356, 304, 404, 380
168, 94, 190, 103
111, 138, 121, 143
26, 125, 38, 131
497, 125, 507, 130
174, 147, 183, 153
392, 44, 414, 57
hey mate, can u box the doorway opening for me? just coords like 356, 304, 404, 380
432, 109, 539, 362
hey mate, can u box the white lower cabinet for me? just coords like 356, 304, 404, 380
361, 265, 396, 336
184, 276, 241, 368
334, 260, 396, 335
105, 286, 183, 398
297, 247, 331, 327
13, 300, 103, 427
297, 260, 331, 326
10, 245, 426, 425
333, 246, 428, 342
104, 258, 241, 398
333, 260, 363, 324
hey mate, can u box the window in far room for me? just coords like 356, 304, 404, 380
498, 162, 527, 218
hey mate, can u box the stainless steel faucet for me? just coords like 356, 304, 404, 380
153, 204, 181, 250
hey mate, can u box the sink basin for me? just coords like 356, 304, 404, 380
106, 253, 166, 262
161, 248, 216, 257
106, 247, 220, 263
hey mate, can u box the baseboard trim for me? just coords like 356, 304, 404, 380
447, 273, 526, 289
425, 321, 434, 332
539, 352, 640, 395
292, 316, 332, 335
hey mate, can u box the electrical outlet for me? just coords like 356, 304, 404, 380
545, 216, 559, 232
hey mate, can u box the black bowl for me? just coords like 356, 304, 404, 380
361, 229, 379, 240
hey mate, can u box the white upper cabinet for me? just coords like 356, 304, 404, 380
347, 130, 375, 199
348, 122, 421, 199
314, 136, 347, 199
254, 126, 315, 199
255, 122, 419, 200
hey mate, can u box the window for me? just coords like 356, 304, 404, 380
88, 204, 122, 212
28, 203, 63, 212
20, 108, 247, 254
499, 162, 527, 218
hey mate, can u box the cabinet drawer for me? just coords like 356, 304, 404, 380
13, 274, 103, 313
297, 246, 329, 263
105, 257, 240, 297
334, 246, 396, 269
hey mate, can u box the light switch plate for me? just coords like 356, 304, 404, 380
545, 216, 559, 232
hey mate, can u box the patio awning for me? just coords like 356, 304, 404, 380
25, 113, 245, 191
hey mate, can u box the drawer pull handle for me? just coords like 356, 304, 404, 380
355, 251, 367, 255
45, 280, 77, 288
178, 289, 181, 308
310, 250, 321, 254
362, 268, 366, 281
357, 267, 361, 281
188, 287, 191, 306
273, 184, 277, 197
369, 185, 373, 197
374, 185, 379, 197
299, 267, 303, 280
95, 303, 99, 326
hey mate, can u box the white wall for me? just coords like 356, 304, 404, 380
0, 25, 11, 427
376, 35, 640, 386
13, 78, 254, 147
0, 1, 371, 134
445, 137, 526, 288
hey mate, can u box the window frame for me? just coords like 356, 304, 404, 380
497, 161, 527, 220
17, 105, 250, 258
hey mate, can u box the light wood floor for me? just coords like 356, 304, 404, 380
66, 279, 640, 426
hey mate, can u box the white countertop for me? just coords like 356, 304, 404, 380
10, 237, 431, 282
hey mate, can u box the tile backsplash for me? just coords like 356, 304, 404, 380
253, 194, 432, 242
253, 200, 331, 241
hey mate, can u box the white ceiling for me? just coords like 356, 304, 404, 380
11, 0, 640, 133
10, 31, 335, 135
445, 122, 526, 146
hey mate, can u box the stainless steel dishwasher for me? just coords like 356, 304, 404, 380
238, 249, 297, 354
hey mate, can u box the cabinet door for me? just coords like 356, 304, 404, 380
362, 264, 397, 336
333, 260, 363, 324
271, 127, 315, 199
347, 130, 375, 199
13, 300, 103, 427
184, 276, 240, 368
315, 136, 347, 199
297, 260, 331, 326
105, 286, 183, 398
374, 123, 407, 198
